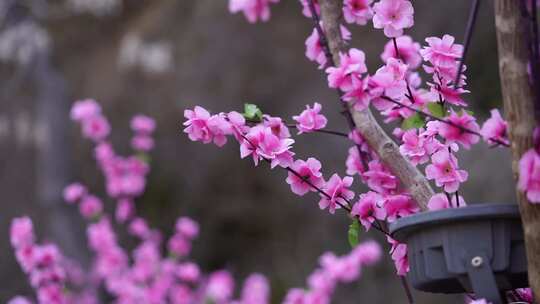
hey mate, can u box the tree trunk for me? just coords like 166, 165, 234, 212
34, 51, 89, 265
494, 0, 540, 299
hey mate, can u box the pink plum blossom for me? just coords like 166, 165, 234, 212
427, 77, 469, 106
239, 273, 270, 304
343, 0, 373, 25
383, 194, 419, 222
128, 217, 151, 239
346, 146, 366, 176
283, 288, 306, 304
318, 174, 355, 214
420, 35, 463, 72
299, 0, 320, 18
381, 35, 421, 69
343, 75, 372, 111
515, 288, 533, 303
205, 270, 235, 303
79, 195, 103, 219
184, 106, 232, 147
362, 160, 398, 193
293, 102, 328, 134
480, 109, 509, 146
370, 57, 408, 105
399, 128, 443, 165
227, 111, 249, 141
326, 48, 367, 91
286, 158, 325, 196
518, 149, 540, 203
391, 241, 409, 276
263, 115, 291, 139
82, 114, 111, 142
305, 28, 327, 68
177, 262, 200, 283
351, 191, 386, 230
429, 111, 480, 149
168, 234, 191, 257
7, 296, 32, 304
131, 134, 155, 151
70, 99, 101, 121
116, 198, 134, 223
425, 149, 468, 193
348, 130, 371, 152
372, 0, 414, 38
63, 182, 87, 204
427, 193, 467, 210
175, 217, 199, 239
229, 0, 280, 23
130, 115, 156, 134
240, 125, 294, 168
10, 217, 34, 249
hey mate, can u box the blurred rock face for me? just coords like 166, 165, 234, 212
0, 0, 511, 302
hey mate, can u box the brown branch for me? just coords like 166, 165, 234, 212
318, 0, 433, 211
494, 0, 540, 299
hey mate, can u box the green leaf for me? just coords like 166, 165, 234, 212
401, 113, 425, 130
243, 103, 263, 121
427, 102, 445, 118
348, 220, 360, 248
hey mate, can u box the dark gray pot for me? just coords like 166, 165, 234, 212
389, 204, 528, 304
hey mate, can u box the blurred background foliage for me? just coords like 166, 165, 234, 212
0, 0, 514, 302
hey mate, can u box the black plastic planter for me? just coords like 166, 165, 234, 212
389, 204, 528, 304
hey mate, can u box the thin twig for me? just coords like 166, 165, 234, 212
454, 0, 480, 88
284, 124, 349, 137
400, 276, 415, 304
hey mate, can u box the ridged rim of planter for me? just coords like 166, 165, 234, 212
389, 203, 520, 239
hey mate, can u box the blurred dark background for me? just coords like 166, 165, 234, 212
0, 0, 515, 303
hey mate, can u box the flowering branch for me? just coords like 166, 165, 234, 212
316, 0, 433, 210
380, 95, 510, 147
238, 131, 353, 212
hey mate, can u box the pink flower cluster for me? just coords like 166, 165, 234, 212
70, 100, 156, 221
13, 100, 288, 304
70, 99, 110, 142
326, 48, 371, 111
131, 114, 156, 151
388, 237, 409, 276
283, 241, 381, 303
63, 183, 104, 219
228, 0, 280, 23
10, 217, 71, 304
421, 35, 469, 106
